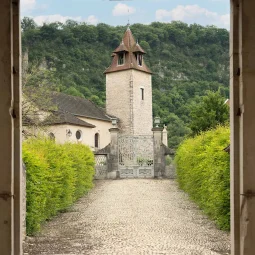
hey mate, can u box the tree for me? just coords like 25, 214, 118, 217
21, 18, 230, 147
22, 65, 59, 138
189, 91, 229, 135
21, 17, 37, 32
166, 113, 191, 149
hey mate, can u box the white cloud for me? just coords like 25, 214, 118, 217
112, 3, 136, 16
21, 0, 36, 12
85, 15, 99, 25
155, 5, 230, 29
33, 14, 99, 26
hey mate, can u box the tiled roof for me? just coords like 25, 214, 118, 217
113, 41, 129, 53
132, 43, 145, 53
104, 27, 152, 74
50, 92, 112, 122
42, 111, 96, 128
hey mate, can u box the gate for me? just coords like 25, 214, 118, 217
94, 154, 107, 179
118, 135, 154, 178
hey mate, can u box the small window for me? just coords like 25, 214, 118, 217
95, 133, 99, 148
135, 53, 143, 66
118, 52, 124, 65
76, 130, 82, 141
49, 132, 55, 141
140, 88, 144, 100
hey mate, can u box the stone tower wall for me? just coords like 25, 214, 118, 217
132, 70, 153, 135
106, 70, 132, 134
106, 69, 152, 136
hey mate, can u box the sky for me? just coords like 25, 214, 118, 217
21, 0, 230, 29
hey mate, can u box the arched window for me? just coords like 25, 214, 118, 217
135, 53, 143, 66
49, 132, 55, 141
76, 130, 82, 141
95, 133, 99, 148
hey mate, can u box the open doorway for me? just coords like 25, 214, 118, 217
2, 0, 254, 254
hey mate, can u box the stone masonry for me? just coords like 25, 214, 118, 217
105, 28, 153, 136
106, 69, 152, 136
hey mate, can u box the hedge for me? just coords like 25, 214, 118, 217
175, 126, 230, 230
22, 138, 95, 235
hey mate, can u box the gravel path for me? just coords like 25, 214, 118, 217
24, 179, 230, 255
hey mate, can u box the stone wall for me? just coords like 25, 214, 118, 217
22, 162, 26, 239
132, 70, 153, 135
165, 164, 176, 179
106, 70, 132, 134
106, 69, 152, 135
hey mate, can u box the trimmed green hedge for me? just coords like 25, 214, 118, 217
175, 126, 230, 230
22, 139, 95, 235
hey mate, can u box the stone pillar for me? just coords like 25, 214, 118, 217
231, 1, 255, 254
162, 125, 168, 146
13, 0, 23, 252
0, 0, 22, 254
108, 127, 119, 179
152, 127, 163, 178
230, 1, 240, 254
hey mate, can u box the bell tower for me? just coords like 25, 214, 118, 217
104, 27, 153, 135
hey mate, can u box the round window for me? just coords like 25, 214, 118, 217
76, 130, 82, 140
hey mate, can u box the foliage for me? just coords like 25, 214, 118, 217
22, 65, 60, 137
22, 18, 230, 148
189, 91, 229, 135
23, 138, 95, 235
175, 126, 230, 230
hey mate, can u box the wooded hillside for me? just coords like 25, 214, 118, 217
22, 18, 229, 148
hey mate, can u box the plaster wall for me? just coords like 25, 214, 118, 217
47, 125, 95, 150
78, 117, 112, 149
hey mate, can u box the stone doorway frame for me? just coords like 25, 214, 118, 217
0, 1, 255, 254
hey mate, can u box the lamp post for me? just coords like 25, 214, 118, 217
111, 118, 117, 127
154, 116, 160, 128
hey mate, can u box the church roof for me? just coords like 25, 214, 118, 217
104, 27, 152, 74
113, 41, 128, 53
132, 43, 145, 53
42, 111, 96, 128
50, 92, 112, 122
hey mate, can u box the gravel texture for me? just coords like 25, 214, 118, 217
24, 179, 230, 255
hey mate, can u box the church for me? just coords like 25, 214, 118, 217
33, 27, 155, 152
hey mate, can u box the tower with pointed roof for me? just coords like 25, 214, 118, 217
104, 27, 153, 135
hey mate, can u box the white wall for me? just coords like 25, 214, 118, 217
77, 117, 112, 149
47, 118, 112, 151
47, 125, 94, 150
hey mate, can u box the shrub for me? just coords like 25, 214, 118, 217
23, 138, 95, 235
175, 125, 230, 230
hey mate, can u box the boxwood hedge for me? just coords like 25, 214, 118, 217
175, 126, 230, 230
22, 138, 95, 235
